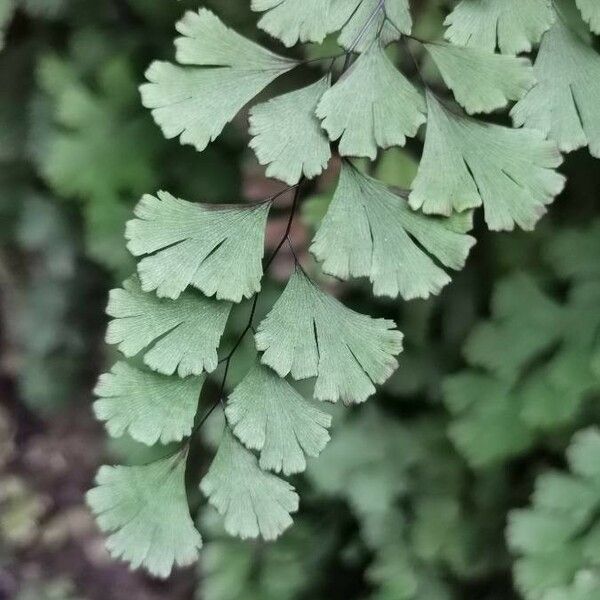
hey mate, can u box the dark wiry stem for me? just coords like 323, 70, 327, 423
186, 180, 305, 443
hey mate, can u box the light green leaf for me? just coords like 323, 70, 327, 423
444, 0, 554, 55
307, 406, 416, 516
513, 553, 583, 600
94, 362, 203, 446
511, 16, 600, 158
444, 373, 534, 467
173, 8, 289, 70
338, 0, 412, 52
141, 61, 290, 151
520, 349, 597, 429
86, 453, 202, 578
507, 427, 600, 599
41, 57, 158, 206
140, 9, 296, 152
106, 276, 231, 377
567, 427, 600, 481
249, 76, 331, 185
226, 363, 331, 475
255, 268, 404, 404
311, 162, 475, 300
316, 43, 425, 159
424, 42, 534, 114
545, 572, 600, 600
577, 0, 600, 34
533, 472, 598, 520
508, 510, 581, 555
410, 92, 565, 230
253, 0, 411, 52
252, 0, 357, 47
463, 273, 564, 381
126, 191, 271, 302
200, 428, 299, 540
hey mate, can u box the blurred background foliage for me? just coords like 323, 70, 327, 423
0, 1, 599, 599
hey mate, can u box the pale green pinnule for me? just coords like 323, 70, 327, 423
106, 276, 231, 378
444, 0, 554, 55
410, 92, 565, 231
249, 76, 332, 185
174, 8, 295, 69
93, 362, 203, 446
86, 453, 202, 578
511, 15, 600, 158
316, 43, 425, 160
140, 9, 297, 152
255, 268, 404, 404
252, 0, 411, 51
252, 0, 359, 47
226, 363, 331, 476
125, 191, 271, 302
200, 428, 299, 540
311, 162, 475, 300
141, 62, 292, 153
424, 42, 535, 114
